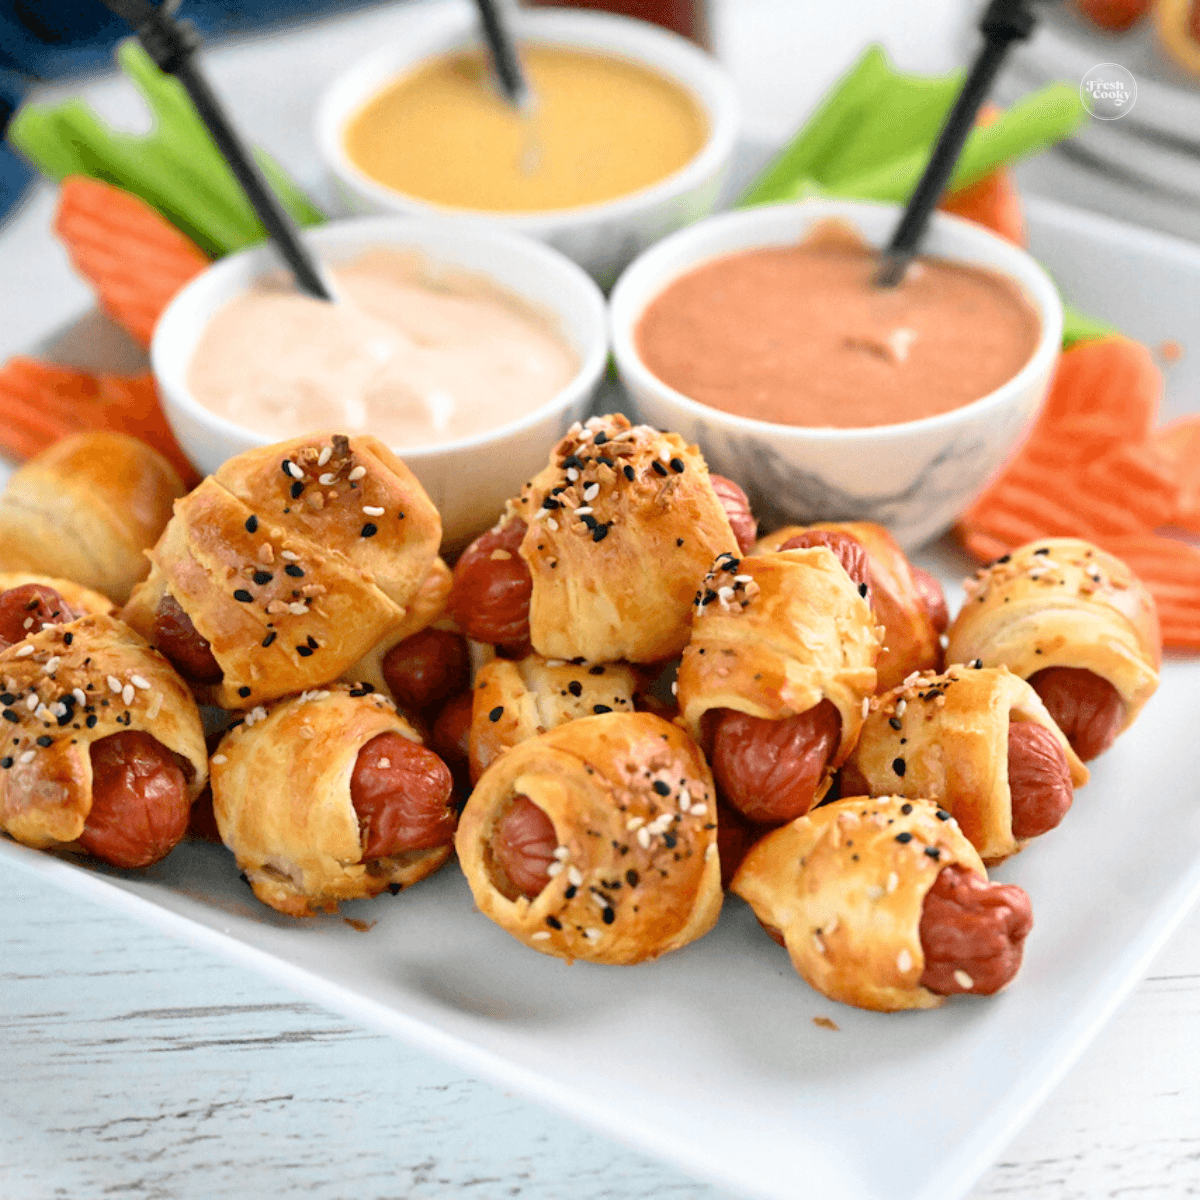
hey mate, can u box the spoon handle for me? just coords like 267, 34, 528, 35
472, 0, 533, 110
875, 0, 1037, 288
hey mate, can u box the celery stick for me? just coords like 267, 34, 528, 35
1062, 300, 1115, 347
254, 151, 326, 227
7, 105, 89, 180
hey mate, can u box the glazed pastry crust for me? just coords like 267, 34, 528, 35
468, 653, 642, 781
946, 538, 1160, 733
212, 684, 451, 917
0, 572, 114, 618
124, 434, 441, 710
517, 414, 740, 664
0, 613, 207, 849
1157, 0, 1200, 77
0, 431, 186, 604
842, 665, 1088, 864
456, 712, 722, 965
732, 795, 986, 1012
676, 548, 879, 789
757, 522, 942, 692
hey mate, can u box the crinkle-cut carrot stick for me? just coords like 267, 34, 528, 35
1150, 416, 1200, 532
54, 176, 210, 350
1038, 336, 1161, 442
1078, 442, 1182, 530
940, 104, 1027, 246
0, 357, 199, 487
1091, 534, 1200, 649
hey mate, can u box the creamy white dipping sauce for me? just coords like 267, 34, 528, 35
187, 248, 579, 446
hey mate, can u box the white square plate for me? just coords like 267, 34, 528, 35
3, 195, 1199, 1200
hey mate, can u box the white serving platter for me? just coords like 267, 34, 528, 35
3, 194, 1200, 1200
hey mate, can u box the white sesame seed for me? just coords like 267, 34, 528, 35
546, 861, 564, 877
670, 680, 678, 696
954, 969, 975, 990
348, 465, 367, 481
567, 421, 582, 436
283, 460, 302, 479
18, 750, 35, 764
50, 702, 66, 718
22, 617, 32, 630
583, 483, 599, 501
288, 602, 308, 615
566, 467, 579, 482
35, 704, 50, 721
281, 550, 300, 561
867, 885, 884, 900
211, 754, 227, 765
552, 846, 570, 861
678, 786, 691, 809
625, 816, 644, 831
546, 518, 559, 531
825, 915, 839, 935
362, 506, 385, 517
584, 928, 602, 941
25, 692, 39, 711
574, 506, 593, 517
887, 871, 899, 893
689, 804, 707, 817
377, 758, 391, 770
14, 645, 33, 658
130, 675, 151, 690
861, 697, 870, 719
636, 826, 651, 849
567, 866, 583, 888
122, 684, 135, 706
895, 699, 907, 716
107, 676, 122, 694
316, 445, 332, 466
734, 574, 754, 583
590, 889, 609, 908
812, 933, 826, 954
545, 660, 565, 668
532, 507, 547, 521
147, 692, 163, 720
705, 842, 718, 860
897, 948, 913, 973
658, 447, 671, 462
318, 472, 336, 486
531, 931, 551, 941
72, 689, 86, 706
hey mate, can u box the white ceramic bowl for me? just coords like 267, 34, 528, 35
609, 198, 1064, 550
315, 5, 740, 288
152, 215, 609, 550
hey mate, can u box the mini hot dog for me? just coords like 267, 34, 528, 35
946, 538, 1160, 762
212, 683, 455, 916
447, 414, 748, 664
0, 613, 207, 867
755, 522, 944, 690
732, 794, 1033, 1011
841, 665, 1088, 864
677, 549, 878, 825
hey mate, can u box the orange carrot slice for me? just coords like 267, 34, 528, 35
1078, 441, 1182, 530
1150, 415, 1200, 532
54, 176, 210, 350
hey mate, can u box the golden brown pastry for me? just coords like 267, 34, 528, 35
841, 665, 1088, 864
123, 432, 442, 710
0, 613, 207, 866
946, 538, 1160, 760
456, 712, 722, 964
0, 573, 114, 620
448, 414, 742, 664
212, 683, 456, 917
0, 432, 187, 605
756, 521, 945, 691
675, 548, 879, 821
732, 795, 1033, 1012
468, 653, 643, 781
1157, 0, 1200, 78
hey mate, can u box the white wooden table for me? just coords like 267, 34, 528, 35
4, 3, 1200, 1197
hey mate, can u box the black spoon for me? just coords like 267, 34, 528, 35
97, 0, 333, 301
471, 0, 534, 111
874, 0, 1040, 288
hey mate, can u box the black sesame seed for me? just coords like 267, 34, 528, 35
489, 706, 504, 722
245, 515, 259, 533
997, 553, 1010, 564
936, 810, 951, 821
2, 710, 18, 724
262, 632, 277, 648
545, 916, 562, 930
859, 582, 869, 598
35, 736, 51, 747
579, 512, 597, 530
892, 757, 906, 776
285, 564, 304, 578
361, 523, 377, 538
63, 632, 73, 646
86, 714, 97, 728
597, 456, 614, 467
669, 457, 685, 473
594, 431, 608, 445
543, 497, 561, 510
253, 571, 273, 585
0, 694, 12, 705
676, 538, 684, 547
900, 803, 913, 814
568, 681, 582, 697
895, 831, 913, 844
652, 780, 670, 796
1034, 547, 1050, 556
306, 635, 319, 650
290, 481, 304, 499
562, 455, 583, 469
0, 757, 11, 769
281, 460, 293, 476
663, 833, 677, 849
591, 703, 613, 714
233, 589, 253, 603
925, 846, 941, 859
238, 686, 252, 698
296, 645, 314, 657
652, 460, 668, 476
625, 869, 639, 887
888, 716, 903, 731
622, 465, 636, 481
601, 907, 615, 924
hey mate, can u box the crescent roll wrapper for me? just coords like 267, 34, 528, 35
124, 433, 442, 710
677, 549, 880, 778
756, 521, 943, 692
732, 795, 988, 1012
0, 613, 207, 849
946, 538, 1160, 735
842, 666, 1088, 865
468, 653, 643, 782
212, 684, 453, 917
456, 712, 723, 965
517, 414, 740, 663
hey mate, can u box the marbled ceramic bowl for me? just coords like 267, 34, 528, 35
608, 197, 1063, 550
